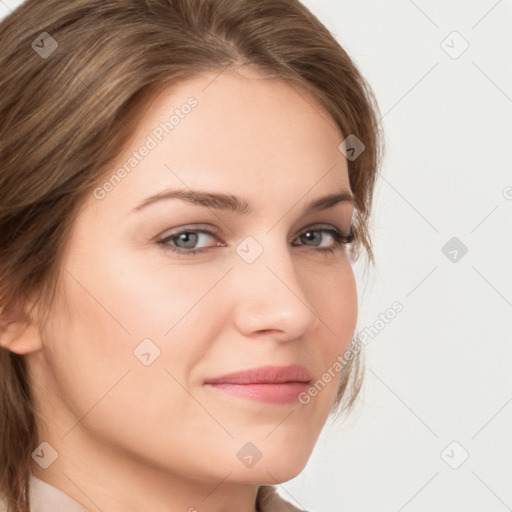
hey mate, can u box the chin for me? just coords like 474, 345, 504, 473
263, 457, 310, 484
230, 445, 313, 485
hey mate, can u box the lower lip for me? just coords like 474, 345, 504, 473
204, 382, 310, 404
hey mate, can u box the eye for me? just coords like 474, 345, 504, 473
292, 225, 354, 254
157, 227, 223, 255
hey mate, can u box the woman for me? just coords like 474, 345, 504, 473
0, 0, 383, 510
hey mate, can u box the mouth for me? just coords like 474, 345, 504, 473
203, 364, 312, 404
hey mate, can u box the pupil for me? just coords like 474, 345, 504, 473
303, 231, 320, 246
177, 232, 198, 248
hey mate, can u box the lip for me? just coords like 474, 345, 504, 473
204, 365, 312, 404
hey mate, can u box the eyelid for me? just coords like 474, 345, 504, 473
297, 222, 352, 235
156, 222, 350, 242
156, 223, 222, 240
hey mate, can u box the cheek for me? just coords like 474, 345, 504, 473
310, 259, 358, 353
92, 242, 232, 341
38, 277, 136, 425
332, 269, 358, 347
42, 242, 230, 416
303, 261, 358, 411
38, 269, 207, 456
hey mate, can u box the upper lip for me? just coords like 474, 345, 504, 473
204, 365, 312, 385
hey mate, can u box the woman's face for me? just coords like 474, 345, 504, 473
28, 66, 357, 488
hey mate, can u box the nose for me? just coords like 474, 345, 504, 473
231, 240, 321, 342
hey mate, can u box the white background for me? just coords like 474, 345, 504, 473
1, 1, 511, 511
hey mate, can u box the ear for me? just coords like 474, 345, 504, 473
0, 312, 43, 355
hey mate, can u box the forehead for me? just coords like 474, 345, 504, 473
86, 67, 350, 218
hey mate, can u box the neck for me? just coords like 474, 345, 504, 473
31, 428, 260, 512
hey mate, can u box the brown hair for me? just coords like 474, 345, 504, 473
0, 0, 383, 509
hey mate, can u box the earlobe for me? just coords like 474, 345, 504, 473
0, 320, 43, 354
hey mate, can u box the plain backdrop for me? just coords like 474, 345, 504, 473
1, 1, 511, 511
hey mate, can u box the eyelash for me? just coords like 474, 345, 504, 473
157, 225, 355, 257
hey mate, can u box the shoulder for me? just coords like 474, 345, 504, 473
256, 485, 309, 512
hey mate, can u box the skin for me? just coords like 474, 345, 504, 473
3, 66, 357, 512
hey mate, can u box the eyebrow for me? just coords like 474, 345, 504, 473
130, 188, 355, 216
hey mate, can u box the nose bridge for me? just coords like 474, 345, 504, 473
232, 234, 320, 338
